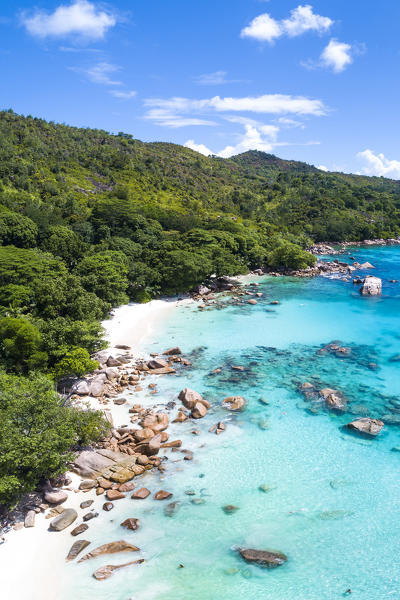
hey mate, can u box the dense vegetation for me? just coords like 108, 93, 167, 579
0, 108, 399, 507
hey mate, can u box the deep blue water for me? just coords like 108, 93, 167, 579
64, 246, 400, 600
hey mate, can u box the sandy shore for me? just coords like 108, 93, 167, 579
0, 298, 187, 600
103, 298, 192, 359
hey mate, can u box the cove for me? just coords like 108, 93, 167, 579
62, 245, 400, 600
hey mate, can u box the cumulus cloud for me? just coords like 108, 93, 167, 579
184, 123, 279, 158
317, 164, 328, 172
241, 13, 282, 43
321, 39, 352, 72
21, 0, 116, 40
282, 5, 333, 37
184, 140, 213, 155
357, 150, 400, 179
241, 4, 333, 43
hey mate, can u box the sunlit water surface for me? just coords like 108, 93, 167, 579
63, 247, 400, 600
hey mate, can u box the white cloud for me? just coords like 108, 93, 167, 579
110, 90, 137, 99
241, 13, 282, 43
317, 164, 328, 171
185, 123, 279, 159
321, 39, 352, 72
209, 94, 326, 115
282, 4, 333, 37
194, 71, 236, 85
144, 94, 326, 127
241, 4, 333, 43
357, 150, 400, 179
184, 140, 213, 156
144, 108, 217, 128
277, 117, 305, 129
71, 62, 122, 85
21, 0, 117, 40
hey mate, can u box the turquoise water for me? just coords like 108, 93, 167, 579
65, 247, 400, 600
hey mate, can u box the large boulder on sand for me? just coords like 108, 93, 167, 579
49, 508, 78, 531
90, 378, 105, 397
346, 417, 384, 437
239, 548, 287, 568
222, 396, 246, 411
360, 276, 382, 296
44, 489, 68, 504
74, 380, 90, 396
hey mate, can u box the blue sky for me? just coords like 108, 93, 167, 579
1, 0, 400, 177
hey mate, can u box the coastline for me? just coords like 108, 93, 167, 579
0, 297, 190, 600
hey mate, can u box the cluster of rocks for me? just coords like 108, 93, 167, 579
70, 346, 191, 403
299, 382, 385, 437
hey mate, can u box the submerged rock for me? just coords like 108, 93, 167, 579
78, 540, 139, 563
258, 484, 276, 494
222, 505, 239, 514
239, 548, 287, 568
164, 501, 180, 517
346, 417, 384, 436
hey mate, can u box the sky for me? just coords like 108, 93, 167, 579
1, 0, 400, 177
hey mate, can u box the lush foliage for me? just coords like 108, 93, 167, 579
0, 372, 109, 506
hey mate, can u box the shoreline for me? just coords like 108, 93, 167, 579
0, 296, 192, 600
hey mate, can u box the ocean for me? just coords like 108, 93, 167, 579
63, 246, 400, 600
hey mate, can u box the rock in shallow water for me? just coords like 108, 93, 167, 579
71, 523, 89, 536
346, 417, 384, 436
239, 548, 287, 568
66, 540, 90, 561
78, 540, 139, 563
93, 559, 145, 581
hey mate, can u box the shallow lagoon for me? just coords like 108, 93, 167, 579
64, 247, 400, 600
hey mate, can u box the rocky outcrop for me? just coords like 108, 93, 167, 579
239, 548, 287, 568
360, 276, 382, 296
178, 388, 209, 419
78, 540, 139, 563
346, 418, 384, 436
49, 508, 78, 531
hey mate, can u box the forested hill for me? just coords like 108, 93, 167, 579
1, 109, 400, 506
0, 107, 400, 379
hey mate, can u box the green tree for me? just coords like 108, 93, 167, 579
76, 251, 129, 305
266, 241, 316, 270
53, 347, 98, 379
0, 212, 38, 248
0, 317, 47, 372
0, 372, 108, 507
